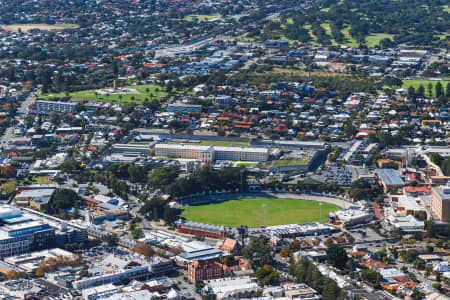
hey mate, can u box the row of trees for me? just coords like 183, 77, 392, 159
108, 163, 147, 183
288, 255, 346, 299
148, 165, 246, 198
261, 179, 344, 196
243, 237, 274, 268
132, 241, 172, 259
254, 264, 280, 286
60, 162, 132, 201
35, 254, 83, 277
50, 189, 81, 213
231, 69, 380, 96
280, 0, 449, 47
139, 197, 181, 224
407, 82, 450, 100
431, 154, 450, 177
242, 238, 280, 286
147, 165, 181, 190
348, 179, 382, 200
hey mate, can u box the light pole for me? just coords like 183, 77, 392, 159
240, 169, 244, 193
319, 202, 323, 223
262, 204, 267, 227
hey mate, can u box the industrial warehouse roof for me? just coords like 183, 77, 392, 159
177, 247, 224, 260
15, 188, 55, 198
375, 169, 405, 186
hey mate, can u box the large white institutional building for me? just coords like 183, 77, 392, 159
154, 144, 269, 162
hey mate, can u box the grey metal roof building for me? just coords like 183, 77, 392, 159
176, 221, 228, 234
375, 169, 405, 186
375, 169, 405, 192
176, 248, 225, 263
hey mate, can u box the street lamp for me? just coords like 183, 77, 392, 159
262, 204, 267, 227
319, 202, 323, 223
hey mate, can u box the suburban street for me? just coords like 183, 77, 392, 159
0, 87, 40, 145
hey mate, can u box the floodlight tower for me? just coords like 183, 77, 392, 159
262, 204, 267, 227
319, 202, 323, 223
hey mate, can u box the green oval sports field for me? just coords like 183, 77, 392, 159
181, 198, 340, 227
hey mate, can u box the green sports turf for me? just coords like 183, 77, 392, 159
184, 15, 221, 22
181, 198, 340, 227
401, 80, 449, 97
39, 84, 168, 104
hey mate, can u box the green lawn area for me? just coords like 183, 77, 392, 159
304, 25, 318, 45
227, 14, 249, 21
239, 19, 391, 48
234, 162, 259, 167
269, 159, 310, 167
272, 30, 295, 45
181, 198, 340, 227
443, 5, 450, 12
297, 22, 393, 47
321, 23, 339, 46
184, 15, 221, 22
39, 84, 168, 104
300, 23, 357, 46
198, 140, 249, 147
1, 23, 78, 32
34, 176, 50, 184
236, 34, 256, 42
401, 80, 450, 97
340, 26, 359, 47
365, 33, 394, 47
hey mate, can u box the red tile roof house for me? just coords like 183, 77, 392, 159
220, 238, 241, 255
364, 259, 389, 271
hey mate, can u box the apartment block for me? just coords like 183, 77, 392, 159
154, 144, 269, 162
214, 146, 268, 161
155, 144, 214, 162
431, 184, 450, 222
188, 260, 225, 282
168, 103, 202, 113
35, 100, 78, 114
